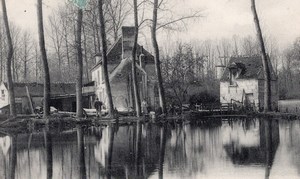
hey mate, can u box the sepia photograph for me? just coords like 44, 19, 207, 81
0, 0, 299, 178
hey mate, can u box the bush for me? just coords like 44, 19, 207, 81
189, 91, 219, 105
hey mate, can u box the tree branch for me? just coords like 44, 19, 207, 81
156, 11, 203, 31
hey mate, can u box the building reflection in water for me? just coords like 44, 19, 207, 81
3, 118, 300, 178
224, 119, 279, 167
94, 122, 162, 178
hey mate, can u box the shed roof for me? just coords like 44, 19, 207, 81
220, 56, 277, 81
4, 82, 76, 98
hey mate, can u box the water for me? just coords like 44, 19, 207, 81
0, 119, 299, 179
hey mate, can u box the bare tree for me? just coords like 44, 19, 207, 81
132, 0, 141, 117
1, 0, 16, 117
0, 20, 4, 82
105, 0, 131, 41
48, 14, 64, 80
98, 0, 115, 117
37, 0, 51, 117
76, 8, 84, 118
20, 31, 34, 82
251, 0, 272, 112
151, 0, 167, 114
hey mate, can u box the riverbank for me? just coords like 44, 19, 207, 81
1, 110, 300, 135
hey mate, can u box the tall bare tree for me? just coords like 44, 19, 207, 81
251, 0, 272, 112
98, 0, 115, 117
76, 9, 84, 117
151, 0, 167, 114
48, 14, 64, 80
1, 0, 16, 117
20, 31, 33, 82
105, 0, 131, 42
37, 0, 51, 117
132, 0, 141, 117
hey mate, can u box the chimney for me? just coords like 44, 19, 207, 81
215, 64, 226, 79
122, 26, 135, 59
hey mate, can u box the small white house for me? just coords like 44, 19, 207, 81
220, 56, 278, 110
0, 82, 9, 109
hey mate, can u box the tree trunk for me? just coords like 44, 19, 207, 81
37, 0, 51, 117
35, 44, 39, 82
251, 0, 272, 112
23, 36, 28, 81
63, 20, 71, 78
76, 9, 84, 118
132, 0, 141, 117
0, 30, 3, 82
98, 0, 115, 117
1, 0, 16, 117
151, 0, 167, 114
83, 25, 90, 82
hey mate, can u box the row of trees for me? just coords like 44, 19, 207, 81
1, 0, 200, 118
160, 0, 279, 112
0, 0, 294, 118
160, 33, 281, 110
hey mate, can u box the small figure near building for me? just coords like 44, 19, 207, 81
94, 98, 103, 118
141, 99, 148, 115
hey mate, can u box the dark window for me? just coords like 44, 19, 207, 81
1, 90, 4, 97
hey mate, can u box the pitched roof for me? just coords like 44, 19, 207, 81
109, 58, 146, 83
91, 37, 154, 72
220, 56, 277, 81
4, 82, 76, 98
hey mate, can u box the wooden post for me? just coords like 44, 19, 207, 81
26, 86, 35, 114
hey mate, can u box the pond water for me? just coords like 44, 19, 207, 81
0, 118, 299, 179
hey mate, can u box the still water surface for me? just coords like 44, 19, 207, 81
0, 119, 299, 179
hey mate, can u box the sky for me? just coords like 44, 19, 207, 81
2, 0, 300, 49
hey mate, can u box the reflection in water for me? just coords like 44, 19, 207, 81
135, 122, 142, 176
44, 130, 53, 179
158, 124, 167, 179
2, 118, 300, 178
77, 125, 86, 179
8, 135, 17, 179
265, 119, 273, 179
106, 125, 115, 179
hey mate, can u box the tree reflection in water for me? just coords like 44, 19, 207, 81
5, 118, 300, 179
77, 125, 87, 179
8, 135, 17, 179
135, 121, 142, 176
158, 124, 167, 179
43, 129, 53, 179
264, 119, 279, 179
106, 124, 115, 179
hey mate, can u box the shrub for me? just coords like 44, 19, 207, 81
189, 91, 219, 105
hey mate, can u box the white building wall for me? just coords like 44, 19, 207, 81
92, 64, 117, 110
0, 83, 9, 108
220, 79, 259, 105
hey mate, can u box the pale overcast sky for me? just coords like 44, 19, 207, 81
3, 0, 300, 49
